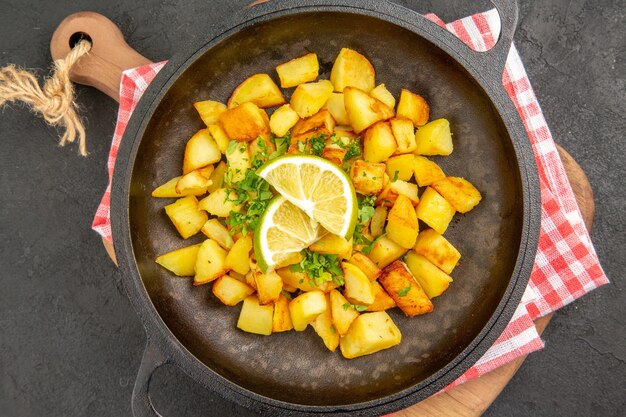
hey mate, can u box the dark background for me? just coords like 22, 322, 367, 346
0, 0, 623, 416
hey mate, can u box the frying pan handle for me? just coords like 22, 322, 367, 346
131, 339, 169, 417
479, 0, 519, 77
50, 12, 152, 102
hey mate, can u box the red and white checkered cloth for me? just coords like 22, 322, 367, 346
92, 9, 608, 389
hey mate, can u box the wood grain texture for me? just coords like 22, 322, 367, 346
396, 145, 594, 417
50, 12, 150, 102
50, 13, 595, 415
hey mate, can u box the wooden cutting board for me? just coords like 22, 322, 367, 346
50, 12, 595, 417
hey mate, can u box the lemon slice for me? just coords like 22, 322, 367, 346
257, 155, 357, 238
254, 196, 323, 272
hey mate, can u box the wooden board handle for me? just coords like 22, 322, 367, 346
50, 12, 152, 102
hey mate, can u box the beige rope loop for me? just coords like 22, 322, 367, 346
0, 39, 91, 156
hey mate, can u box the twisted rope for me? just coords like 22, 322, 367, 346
0, 39, 91, 156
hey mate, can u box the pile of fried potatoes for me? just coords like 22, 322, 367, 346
152, 47, 482, 359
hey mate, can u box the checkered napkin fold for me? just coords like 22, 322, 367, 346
92, 9, 608, 388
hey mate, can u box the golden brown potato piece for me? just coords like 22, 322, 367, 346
342, 262, 375, 305
193, 100, 227, 126
198, 188, 242, 218
344, 87, 394, 133
175, 165, 213, 195
289, 290, 328, 331
309, 233, 352, 259
378, 260, 433, 316
369, 205, 388, 239
212, 275, 255, 306
431, 177, 482, 213
415, 187, 456, 234
377, 179, 419, 207
350, 160, 386, 195
155, 244, 201, 277
219, 102, 270, 142
348, 252, 382, 281
385, 154, 415, 182
330, 47, 375, 93
386, 195, 419, 249
414, 118, 453, 156
228, 73, 285, 109
207, 124, 230, 154
225, 235, 253, 275
272, 294, 294, 332
367, 281, 397, 311
339, 312, 401, 359
207, 161, 228, 193
290, 80, 334, 118
194, 238, 228, 285
291, 109, 336, 137
269, 104, 300, 137
276, 53, 319, 88
255, 271, 283, 305
390, 117, 417, 154
413, 156, 446, 186
152, 176, 206, 198
370, 84, 396, 109
311, 295, 340, 352
321, 144, 348, 166
367, 236, 408, 268
201, 219, 234, 250
164, 196, 208, 239
237, 295, 274, 335
413, 229, 461, 274
363, 121, 397, 163
397, 89, 429, 127
325, 93, 350, 125
329, 289, 359, 336
405, 251, 453, 299
183, 129, 222, 174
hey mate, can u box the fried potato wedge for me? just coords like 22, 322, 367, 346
431, 176, 482, 213
413, 229, 461, 274
397, 89, 429, 127
212, 275, 255, 306
272, 294, 294, 332
309, 233, 352, 259
370, 83, 396, 109
198, 188, 242, 217
269, 104, 300, 137
237, 295, 274, 335
194, 238, 228, 285
228, 73, 285, 109
183, 129, 222, 174
155, 244, 201, 277
390, 117, 417, 154
339, 312, 401, 359
219, 102, 270, 142
330, 48, 375, 93
290, 80, 334, 118
201, 218, 234, 250
386, 195, 419, 249
379, 260, 433, 316
369, 205, 388, 239
413, 155, 445, 186
350, 160, 386, 195
363, 121, 397, 163
193, 100, 227, 126
225, 235, 254, 275
385, 154, 414, 182
342, 262, 375, 305
367, 281, 397, 312
415, 187, 456, 234
325, 93, 350, 125
405, 251, 453, 299
344, 87, 394, 133
311, 295, 340, 352
276, 53, 319, 88
175, 165, 213, 195
152, 176, 205, 198
255, 271, 283, 305
164, 196, 208, 239
367, 236, 408, 269
414, 118, 453, 156
289, 290, 328, 331
348, 252, 382, 281
329, 289, 359, 336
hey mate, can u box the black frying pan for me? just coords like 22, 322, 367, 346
57, 1, 541, 415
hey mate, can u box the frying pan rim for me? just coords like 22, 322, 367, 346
111, 1, 541, 415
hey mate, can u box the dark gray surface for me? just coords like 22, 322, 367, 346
0, 0, 623, 416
